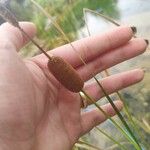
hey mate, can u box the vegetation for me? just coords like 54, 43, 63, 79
10, 0, 119, 51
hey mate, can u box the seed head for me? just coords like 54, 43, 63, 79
48, 56, 84, 93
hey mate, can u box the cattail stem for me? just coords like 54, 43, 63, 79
18, 26, 52, 60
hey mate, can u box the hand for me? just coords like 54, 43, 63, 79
0, 22, 147, 150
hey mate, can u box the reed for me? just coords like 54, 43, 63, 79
82, 7, 143, 149
83, 7, 147, 147
77, 140, 102, 150
80, 90, 141, 150
95, 127, 128, 150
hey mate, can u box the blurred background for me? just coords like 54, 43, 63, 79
0, 0, 150, 149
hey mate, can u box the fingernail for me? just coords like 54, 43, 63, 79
144, 39, 149, 45
131, 26, 137, 34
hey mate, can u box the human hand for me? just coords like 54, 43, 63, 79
0, 22, 147, 150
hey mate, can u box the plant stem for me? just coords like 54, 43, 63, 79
83, 9, 143, 150
83, 8, 138, 134
93, 77, 142, 150
81, 89, 141, 150
95, 127, 128, 150
77, 140, 102, 150
18, 27, 52, 60
30, 0, 89, 67
83, 8, 139, 134
105, 142, 131, 150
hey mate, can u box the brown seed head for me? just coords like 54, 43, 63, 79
48, 56, 84, 93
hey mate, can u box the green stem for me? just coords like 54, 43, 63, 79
83, 9, 138, 138
104, 71, 138, 133
95, 127, 128, 150
30, 0, 87, 67
78, 140, 101, 150
105, 142, 131, 150
104, 70, 138, 133
81, 90, 141, 150
94, 77, 142, 150
84, 8, 139, 143
83, 9, 142, 150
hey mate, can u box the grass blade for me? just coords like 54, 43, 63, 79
93, 77, 142, 150
77, 140, 102, 150
83, 8, 137, 131
81, 90, 141, 150
95, 127, 128, 150
83, 9, 142, 149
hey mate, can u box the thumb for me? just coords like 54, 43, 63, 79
0, 21, 36, 51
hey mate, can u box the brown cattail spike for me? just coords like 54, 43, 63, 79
48, 56, 84, 93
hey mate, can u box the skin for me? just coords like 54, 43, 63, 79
0, 22, 148, 150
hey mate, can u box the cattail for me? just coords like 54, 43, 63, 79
48, 56, 84, 92
0, 4, 84, 93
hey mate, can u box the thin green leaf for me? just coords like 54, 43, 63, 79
95, 127, 128, 150
81, 90, 141, 150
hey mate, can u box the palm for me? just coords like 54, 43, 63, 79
0, 54, 82, 149
26, 60, 84, 149
0, 22, 146, 150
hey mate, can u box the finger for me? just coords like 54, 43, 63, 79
0, 21, 36, 51
81, 101, 123, 134
33, 26, 134, 67
77, 38, 147, 81
84, 69, 144, 105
